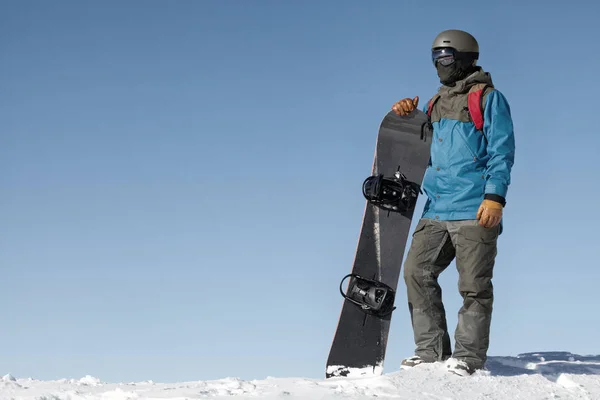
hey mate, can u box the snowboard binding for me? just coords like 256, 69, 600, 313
339, 274, 396, 318
362, 166, 422, 214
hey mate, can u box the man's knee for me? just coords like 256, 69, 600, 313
403, 246, 422, 283
458, 275, 494, 313
451, 220, 498, 312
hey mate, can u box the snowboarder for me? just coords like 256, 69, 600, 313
391, 29, 516, 376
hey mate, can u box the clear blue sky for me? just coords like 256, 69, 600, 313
1, 0, 599, 384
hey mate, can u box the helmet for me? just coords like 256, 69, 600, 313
432, 29, 479, 53
431, 29, 479, 65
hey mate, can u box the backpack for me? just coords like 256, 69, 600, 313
426, 83, 493, 133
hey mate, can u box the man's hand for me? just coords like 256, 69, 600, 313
476, 199, 503, 228
392, 96, 419, 116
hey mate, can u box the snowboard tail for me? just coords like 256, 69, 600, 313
326, 109, 431, 378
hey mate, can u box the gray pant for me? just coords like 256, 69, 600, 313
403, 218, 499, 369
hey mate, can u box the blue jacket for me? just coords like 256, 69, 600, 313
420, 69, 515, 222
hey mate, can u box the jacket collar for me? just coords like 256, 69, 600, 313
438, 68, 494, 96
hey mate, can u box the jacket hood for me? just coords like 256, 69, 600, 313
438, 68, 494, 96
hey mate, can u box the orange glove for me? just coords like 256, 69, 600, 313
392, 96, 419, 116
476, 199, 503, 228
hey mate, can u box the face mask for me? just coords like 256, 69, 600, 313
436, 62, 471, 86
433, 50, 477, 86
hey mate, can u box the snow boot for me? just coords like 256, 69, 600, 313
401, 356, 430, 368
446, 358, 476, 376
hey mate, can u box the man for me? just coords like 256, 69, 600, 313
391, 29, 515, 376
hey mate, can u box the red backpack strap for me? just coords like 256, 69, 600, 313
467, 84, 493, 131
427, 94, 441, 118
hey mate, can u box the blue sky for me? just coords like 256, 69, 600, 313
1, 0, 599, 383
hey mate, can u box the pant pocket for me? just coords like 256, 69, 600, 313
462, 222, 499, 244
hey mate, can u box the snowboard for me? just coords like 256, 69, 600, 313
326, 108, 432, 378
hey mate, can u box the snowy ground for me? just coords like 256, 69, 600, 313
2, 352, 599, 400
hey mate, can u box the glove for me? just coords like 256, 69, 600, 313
476, 199, 503, 228
392, 96, 419, 116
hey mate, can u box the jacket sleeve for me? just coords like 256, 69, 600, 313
482, 89, 515, 202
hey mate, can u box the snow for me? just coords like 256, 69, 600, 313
2, 352, 599, 400
326, 363, 384, 378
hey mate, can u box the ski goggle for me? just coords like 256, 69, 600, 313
432, 47, 456, 66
